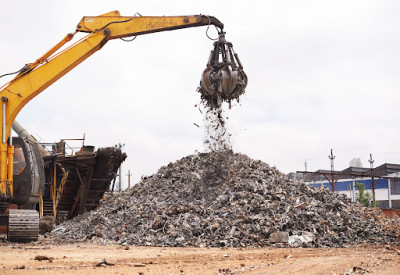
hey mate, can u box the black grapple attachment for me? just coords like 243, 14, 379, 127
198, 33, 247, 108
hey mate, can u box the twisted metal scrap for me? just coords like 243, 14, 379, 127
198, 33, 247, 108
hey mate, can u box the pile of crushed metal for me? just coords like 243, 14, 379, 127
49, 150, 400, 248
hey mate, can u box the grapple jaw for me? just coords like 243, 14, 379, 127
198, 33, 247, 108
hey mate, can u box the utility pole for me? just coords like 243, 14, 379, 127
369, 154, 376, 205
329, 149, 336, 192
115, 143, 125, 191
119, 167, 122, 191
301, 160, 308, 182
127, 169, 132, 189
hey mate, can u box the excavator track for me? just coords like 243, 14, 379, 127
7, 209, 39, 242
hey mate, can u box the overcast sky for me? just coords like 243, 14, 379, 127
1, 1, 400, 188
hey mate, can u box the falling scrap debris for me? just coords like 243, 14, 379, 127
202, 107, 232, 151
49, 150, 400, 248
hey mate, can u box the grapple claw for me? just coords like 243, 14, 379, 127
198, 33, 247, 108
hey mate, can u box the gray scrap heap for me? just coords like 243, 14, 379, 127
50, 150, 400, 248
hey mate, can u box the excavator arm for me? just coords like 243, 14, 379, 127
0, 11, 224, 197
77, 11, 223, 38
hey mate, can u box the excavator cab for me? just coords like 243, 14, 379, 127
199, 33, 247, 108
12, 137, 44, 206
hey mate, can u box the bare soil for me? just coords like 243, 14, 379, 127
0, 243, 399, 274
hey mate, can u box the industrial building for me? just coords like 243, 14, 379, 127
289, 163, 400, 209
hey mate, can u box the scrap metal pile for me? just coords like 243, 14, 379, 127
49, 150, 400, 248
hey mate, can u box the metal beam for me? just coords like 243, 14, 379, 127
79, 166, 94, 215
67, 168, 85, 219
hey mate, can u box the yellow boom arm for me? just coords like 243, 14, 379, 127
0, 11, 223, 197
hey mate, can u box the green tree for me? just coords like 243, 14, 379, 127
355, 182, 377, 207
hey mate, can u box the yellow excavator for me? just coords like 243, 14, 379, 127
0, 11, 246, 241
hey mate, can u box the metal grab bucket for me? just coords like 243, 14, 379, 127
198, 33, 247, 108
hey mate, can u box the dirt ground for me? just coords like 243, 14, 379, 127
0, 242, 399, 275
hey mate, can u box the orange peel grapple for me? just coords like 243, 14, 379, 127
198, 33, 247, 108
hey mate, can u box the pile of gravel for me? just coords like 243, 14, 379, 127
49, 150, 399, 247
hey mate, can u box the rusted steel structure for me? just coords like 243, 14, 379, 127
42, 144, 126, 220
